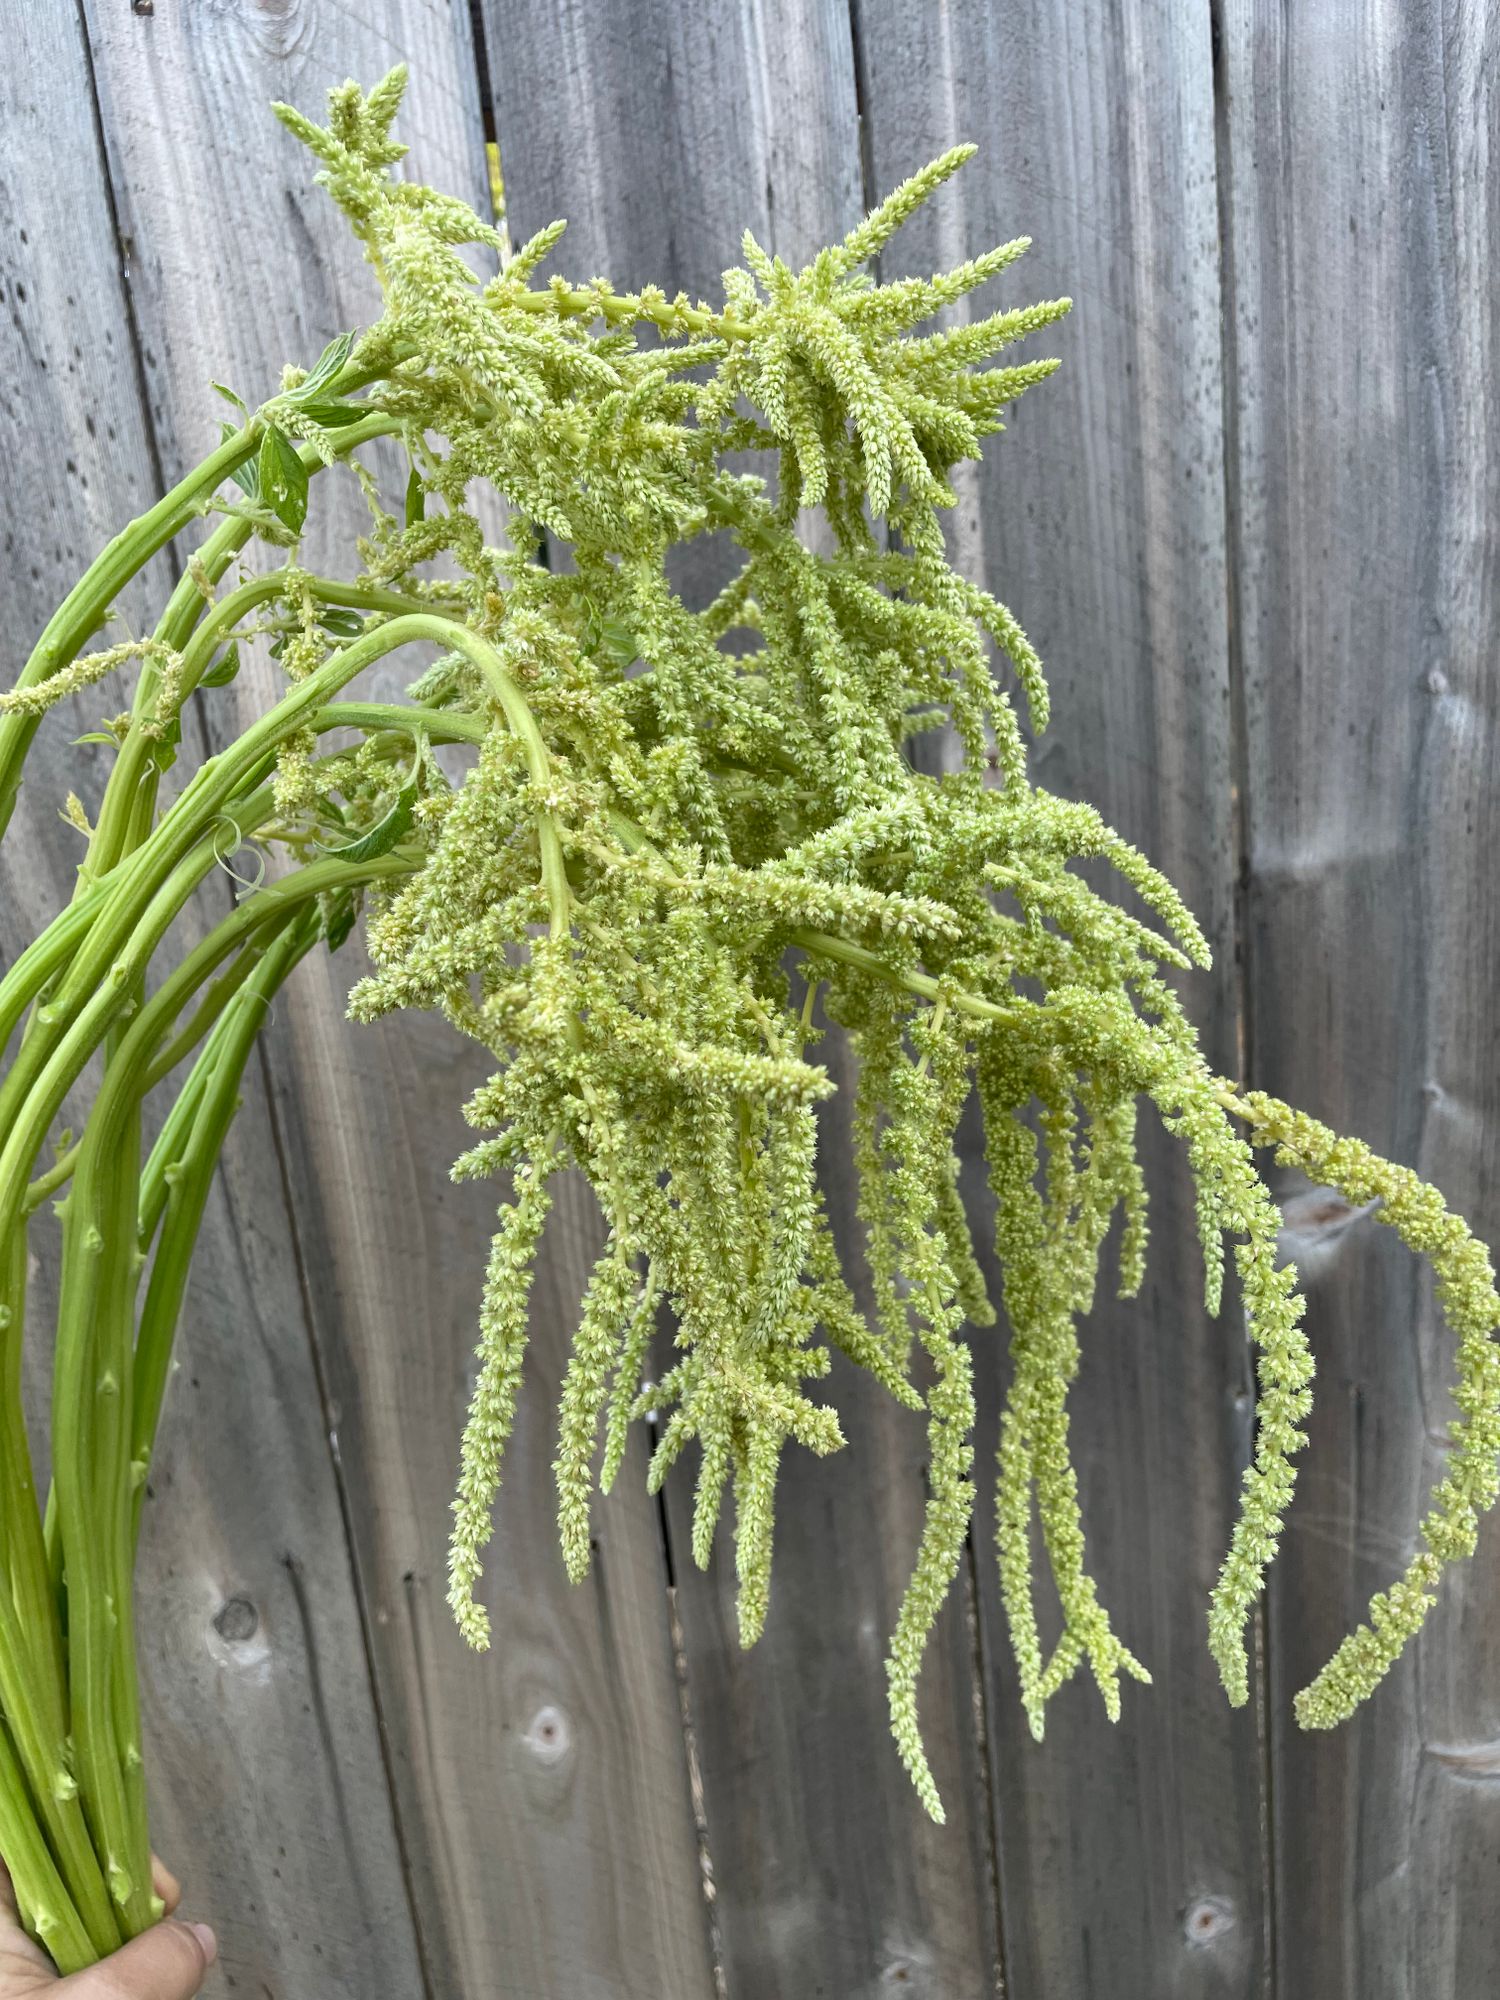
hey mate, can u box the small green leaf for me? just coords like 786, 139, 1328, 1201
321, 777, 418, 864
290, 399, 368, 428
258, 426, 309, 535
318, 608, 364, 638
221, 421, 259, 498
72, 732, 119, 747
212, 381, 247, 413
597, 617, 638, 672
292, 331, 356, 400
200, 640, 241, 689
405, 465, 425, 528
320, 886, 359, 953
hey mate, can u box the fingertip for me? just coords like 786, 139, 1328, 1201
186, 1921, 218, 1966
60, 1915, 217, 1997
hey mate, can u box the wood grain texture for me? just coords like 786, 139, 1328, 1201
1220, 6, 1500, 1995
484, 0, 862, 303
77, 4, 713, 1994
0, 7, 428, 1993
481, 5, 1006, 1994
4, 1, 1499, 1993
856, 4, 1269, 1994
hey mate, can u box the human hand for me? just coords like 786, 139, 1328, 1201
0, 1861, 216, 1997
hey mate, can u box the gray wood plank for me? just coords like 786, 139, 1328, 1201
78, 4, 715, 1993
856, 4, 1270, 1994
1220, 6, 1500, 1995
485, 0, 863, 304
481, 4, 1006, 1993
0, 7, 427, 1992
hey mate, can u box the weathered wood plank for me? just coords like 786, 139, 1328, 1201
857, 4, 1270, 1993
78, 4, 714, 1993
1220, 6, 1500, 1994
483, 4, 1005, 1993
0, 7, 428, 1992
484, 0, 864, 301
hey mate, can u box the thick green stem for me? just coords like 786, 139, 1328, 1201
0, 383, 485, 1965
0, 427, 257, 837
316, 702, 487, 746
62, 616, 561, 1038
132, 917, 318, 1520
0, 887, 106, 1064
0, 1235, 120, 1956
82, 420, 399, 886
0, 1237, 65, 1703
2, 355, 404, 833
0, 1714, 96, 1975
137, 946, 277, 1101
8, 713, 428, 1234
0, 584, 545, 1966
45, 858, 409, 1942
137, 1009, 242, 1254
52, 1118, 144, 1928
94, 1086, 153, 1930
0, 408, 400, 871
0, 820, 274, 1238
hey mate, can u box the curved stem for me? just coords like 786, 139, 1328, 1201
0, 817, 274, 1242
84, 615, 565, 998
10, 716, 433, 1221
0, 427, 257, 836
0, 597, 552, 1955
131, 916, 319, 1520
137, 1006, 241, 1254
46, 856, 411, 1940
0, 887, 106, 1066
316, 702, 487, 746
84, 416, 403, 883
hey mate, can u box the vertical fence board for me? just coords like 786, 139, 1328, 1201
856, 4, 1269, 1995
482, 4, 1005, 1994
0, 7, 428, 1993
1220, 6, 1500, 1995
76, 4, 713, 1994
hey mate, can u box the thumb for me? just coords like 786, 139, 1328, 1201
56, 1918, 216, 1999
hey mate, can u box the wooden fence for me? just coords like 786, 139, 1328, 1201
1, 2, 1496, 1994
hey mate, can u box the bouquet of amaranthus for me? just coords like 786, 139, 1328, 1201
1, 69, 1495, 1970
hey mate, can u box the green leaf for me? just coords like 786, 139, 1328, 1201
320, 886, 359, 953
404, 465, 425, 528
320, 776, 418, 864
71, 731, 118, 747
318, 608, 364, 638
258, 426, 309, 535
200, 640, 241, 689
597, 617, 638, 672
211, 381, 247, 413
291, 331, 356, 400
221, 421, 259, 498
289, 399, 368, 428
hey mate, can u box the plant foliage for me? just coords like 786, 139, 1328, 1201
0, 67, 1496, 1963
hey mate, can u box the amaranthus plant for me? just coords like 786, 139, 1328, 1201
1, 67, 1497, 1968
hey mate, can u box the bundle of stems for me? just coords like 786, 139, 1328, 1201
1, 68, 1497, 1967
0, 410, 495, 1965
